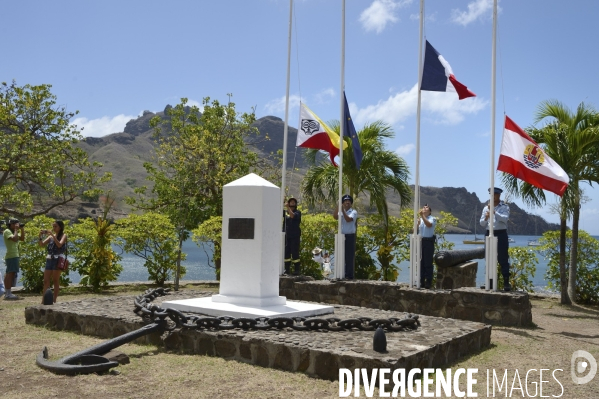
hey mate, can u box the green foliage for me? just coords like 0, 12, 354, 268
434, 211, 457, 252
358, 213, 408, 281
0, 80, 111, 219
297, 212, 338, 280
115, 212, 185, 285
69, 215, 122, 291
192, 216, 222, 280
540, 229, 599, 304
19, 216, 71, 293
81, 192, 100, 202
498, 247, 538, 292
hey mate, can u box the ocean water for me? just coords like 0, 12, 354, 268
0, 234, 580, 292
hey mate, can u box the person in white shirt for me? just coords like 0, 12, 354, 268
418, 204, 437, 289
480, 187, 511, 291
333, 194, 358, 279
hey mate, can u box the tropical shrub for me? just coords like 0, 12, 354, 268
540, 230, 599, 304
192, 216, 222, 280
297, 212, 337, 280
496, 246, 538, 292
115, 212, 185, 285
69, 216, 122, 291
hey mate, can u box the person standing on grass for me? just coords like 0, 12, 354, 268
3, 219, 25, 300
39, 220, 67, 304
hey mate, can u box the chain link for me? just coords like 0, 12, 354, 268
133, 288, 421, 333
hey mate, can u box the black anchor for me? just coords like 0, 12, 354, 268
36, 322, 165, 375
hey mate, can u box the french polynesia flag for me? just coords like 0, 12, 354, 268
497, 116, 569, 196
421, 40, 476, 100
297, 103, 346, 166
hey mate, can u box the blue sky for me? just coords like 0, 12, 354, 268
3, 0, 599, 233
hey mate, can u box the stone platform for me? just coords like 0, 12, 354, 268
25, 290, 491, 381
280, 277, 533, 327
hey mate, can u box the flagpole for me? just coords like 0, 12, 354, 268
334, 0, 346, 279
409, 0, 424, 288
485, 0, 498, 290
280, 0, 293, 275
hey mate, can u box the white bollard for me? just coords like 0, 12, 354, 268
485, 235, 498, 291
409, 234, 422, 288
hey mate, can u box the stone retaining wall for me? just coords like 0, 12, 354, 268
25, 291, 491, 381
279, 278, 532, 327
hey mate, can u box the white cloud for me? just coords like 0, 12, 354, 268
421, 89, 487, 124
263, 94, 303, 115
359, 0, 413, 34
409, 11, 437, 22
186, 99, 203, 109
450, 0, 494, 26
395, 143, 415, 156
351, 84, 487, 127
72, 114, 136, 137
314, 88, 335, 104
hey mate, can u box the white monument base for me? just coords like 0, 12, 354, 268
162, 297, 334, 318
211, 293, 286, 307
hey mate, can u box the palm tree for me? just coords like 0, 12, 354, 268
301, 120, 412, 226
501, 100, 599, 304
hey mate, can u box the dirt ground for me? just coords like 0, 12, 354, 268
1, 286, 598, 399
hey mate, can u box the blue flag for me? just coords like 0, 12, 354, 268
343, 92, 363, 169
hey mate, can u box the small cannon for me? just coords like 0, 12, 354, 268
434, 248, 485, 268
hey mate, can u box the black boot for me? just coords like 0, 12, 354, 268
503, 275, 511, 291
293, 263, 301, 276
284, 262, 291, 275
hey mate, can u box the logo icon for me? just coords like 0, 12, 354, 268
301, 119, 320, 135
571, 350, 597, 385
523, 144, 545, 169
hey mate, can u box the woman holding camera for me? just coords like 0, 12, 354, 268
39, 220, 67, 304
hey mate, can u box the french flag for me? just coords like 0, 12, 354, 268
421, 40, 476, 100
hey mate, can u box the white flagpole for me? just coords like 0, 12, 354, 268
334, 0, 346, 279
485, 0, 498, 290
409, 0, 424, 288
280, 0, 293, 275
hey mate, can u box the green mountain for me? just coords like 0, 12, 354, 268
48, 108, 559, 235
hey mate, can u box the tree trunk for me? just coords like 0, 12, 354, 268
174, 232, 183, 291
568, 204, 580, 303
559, 217, 571, 305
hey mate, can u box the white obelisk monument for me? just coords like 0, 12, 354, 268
163, 173, 333, 318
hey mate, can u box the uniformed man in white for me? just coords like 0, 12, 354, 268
333, 194, 357, 280
480, 187, 511, 291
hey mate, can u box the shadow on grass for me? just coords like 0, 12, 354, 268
496, 328, 545, 341
543, 312, 599, 321
558, 331, 599, 340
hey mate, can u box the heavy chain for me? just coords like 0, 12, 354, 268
133, 288, 421, 333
